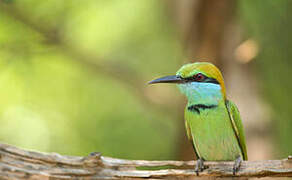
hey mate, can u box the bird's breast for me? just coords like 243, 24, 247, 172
185, 104, 242, 161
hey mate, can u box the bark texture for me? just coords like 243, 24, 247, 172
0, 143, 291, 179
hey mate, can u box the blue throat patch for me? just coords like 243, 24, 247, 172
177, 82, 223, 106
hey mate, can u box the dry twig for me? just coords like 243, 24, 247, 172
0, 143, 291, 179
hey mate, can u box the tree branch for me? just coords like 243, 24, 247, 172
0, 143, 291, 179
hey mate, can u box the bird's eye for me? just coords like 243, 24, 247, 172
193, 73, 205, 82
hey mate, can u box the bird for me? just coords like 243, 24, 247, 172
148, 62, 247, 175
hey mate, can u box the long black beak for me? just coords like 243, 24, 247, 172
148, 75, 183, 84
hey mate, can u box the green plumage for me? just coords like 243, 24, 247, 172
185, 100, 247, 161
226, 100, 248, 160
149, 62, 248, 167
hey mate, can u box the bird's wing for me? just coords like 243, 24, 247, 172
226, 100, 248, 160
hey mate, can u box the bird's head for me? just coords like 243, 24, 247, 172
149, 62, 226, 102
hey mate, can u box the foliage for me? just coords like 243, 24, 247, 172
0, 0, 183, 159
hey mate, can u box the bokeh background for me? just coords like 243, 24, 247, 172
0, 0, 291, 162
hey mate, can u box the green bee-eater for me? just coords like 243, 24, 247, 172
149, 62, 247, 175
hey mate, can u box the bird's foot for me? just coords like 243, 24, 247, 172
195, 158, 205, 176
233, 156, 242, 175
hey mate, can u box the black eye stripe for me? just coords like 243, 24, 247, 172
204, 78, 220, 84
183, 74, 207, 81
179, 75, 219, 84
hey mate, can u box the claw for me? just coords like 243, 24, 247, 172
233, 156, 242, 175
195, 158, 205, 176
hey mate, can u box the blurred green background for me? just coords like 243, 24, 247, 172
0, 0, 291, 161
